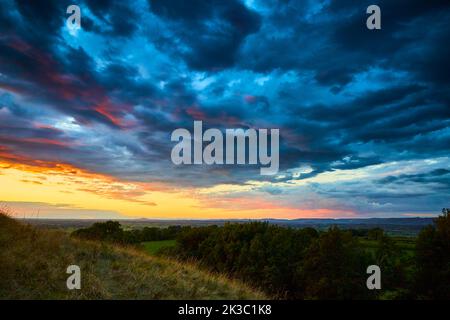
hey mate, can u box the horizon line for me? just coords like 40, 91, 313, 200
18, 216, 438, 221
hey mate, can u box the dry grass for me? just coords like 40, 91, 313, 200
0, 213, 266, 300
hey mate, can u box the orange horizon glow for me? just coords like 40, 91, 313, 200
0, 150, 355, 220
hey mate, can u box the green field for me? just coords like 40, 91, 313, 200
359, 236, 416, 261
359, 237, 415, 249
142, 240, 176, 255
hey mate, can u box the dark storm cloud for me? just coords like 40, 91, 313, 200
269, 87, 447, 186
330, 0, 450, 86
84, 0, 139, 37
0, 0, 449, 212
0, 41, 123, 128
13, 0, 69, 44
283, 82, 449, 167
149, 0, 261, 70
377, 168, 450, 187
300, 85, 425, 122
239, 0, 450, 89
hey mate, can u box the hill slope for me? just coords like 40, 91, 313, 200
0, 214, 265, 299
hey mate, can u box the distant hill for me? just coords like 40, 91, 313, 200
24, 217, 435, 236
0, 213, 265, 299
265, 217, 434, 236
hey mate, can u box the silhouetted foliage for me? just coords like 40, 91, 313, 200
174, 223, 376, 299
172, 211, 449, 299
368, 228, 384, 240
415, 208, 450, 299
70, 209, 450, 299
72, 221, 187, 244
296, 227, 371, 299
72, 221, 125, 243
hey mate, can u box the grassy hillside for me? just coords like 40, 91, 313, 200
0, 214, 265, 299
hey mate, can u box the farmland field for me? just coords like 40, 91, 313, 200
142, 240, 176, 255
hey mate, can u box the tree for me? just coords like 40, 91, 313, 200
296, 227, 371, 299
368, 228, 384, 241
415, 208, 450, 299
374, 234, 411, 298
72, 221, 125, 243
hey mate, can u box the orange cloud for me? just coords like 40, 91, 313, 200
0, 147, 355, 219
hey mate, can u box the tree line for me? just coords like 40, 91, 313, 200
72, 209, 450, 299
71, 221, 185, 243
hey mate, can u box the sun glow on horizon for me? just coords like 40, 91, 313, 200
0, 155, 356, 219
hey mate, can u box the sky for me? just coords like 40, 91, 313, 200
0, 0, 449, 219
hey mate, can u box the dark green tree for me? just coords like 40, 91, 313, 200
415, 208, 450, 299
296, 227, 371, 299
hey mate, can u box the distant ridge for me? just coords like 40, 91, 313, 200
24, 217, 434, 236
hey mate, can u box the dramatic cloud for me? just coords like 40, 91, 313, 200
0, 0, 449, 218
